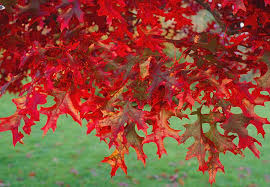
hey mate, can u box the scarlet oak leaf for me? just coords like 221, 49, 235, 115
136, 27, 164, 53
241, 98, 270, 137
0, 74, 21, 96
181, 120, 208, 171
0, 94, 46, 145
102, 149, 127, 177
102, 124, 146, 176
176, 91, 196, 110
0, 96, 29, 145
143, 108, 181, 158
21, 91, 47, 121
206, 152, 224, 184
0, 114, 24, 146
57, 0, 84, 31
181, 110, 237, 180
186, 138, 208, 171
205, 125, 240, 155
40, 90, 81, 135
97, 111, 128, 145
221, 114, 262, 158
147, 60, 183, 104
97, 102, 148, 147
124, 124, 147, 165
97, 0, 126, 26
124, 103, 148, 134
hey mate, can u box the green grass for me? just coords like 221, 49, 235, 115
0, 94, 270, 187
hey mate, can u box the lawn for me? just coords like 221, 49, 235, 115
0, 93, 270, 187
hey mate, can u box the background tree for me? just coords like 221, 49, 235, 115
0, 0, 269, 184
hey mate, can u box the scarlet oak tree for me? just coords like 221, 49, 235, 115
0, 0, 270, 184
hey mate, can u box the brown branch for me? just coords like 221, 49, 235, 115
152, 35, 192, 47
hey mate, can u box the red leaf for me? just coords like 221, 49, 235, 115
96, 102, 148, 147
102, 124, 146, 176
181, 120, 208, 171
222, 114, 262, 158
57, 0, 84, 31
0, 95, 43, 145
40, 90, 81, 135
124, 124, 147, 165
205, 125, 241, 155
102, 149, 127, 177
143, 108, 181, 158
97, 0, 126, 26
206, 152, 224, 184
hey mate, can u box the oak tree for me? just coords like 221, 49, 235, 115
0, 0, 270, 184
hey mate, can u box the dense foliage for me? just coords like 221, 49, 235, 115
0, 0, 270, 184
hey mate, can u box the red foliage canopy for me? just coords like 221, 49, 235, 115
0, 0, 270, 184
